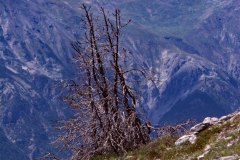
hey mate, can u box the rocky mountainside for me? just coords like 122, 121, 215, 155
1, 0, 240, 159
0, 0, 79, 159
66, 0, 240, 124
113, 0, 240, 125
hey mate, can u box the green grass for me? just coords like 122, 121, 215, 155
92, 115, 240, 160
204, 115, 240, 159
91, 126, 222, 160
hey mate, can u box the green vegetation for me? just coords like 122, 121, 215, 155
92, 114, 240, 160
205, 115, 240, 159
122, 126, 222, 160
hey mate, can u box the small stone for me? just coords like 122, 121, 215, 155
217, 155, 240, 160
224, 137, 232, 141
198, 151, 210, 159
227, 143, 233, 147
125, 156, 133, 159
227, 138, 239, 147
237, 127, 240, 133
197, 145, 212, 160
197, 154, 205, 160
204, 145, 211, 151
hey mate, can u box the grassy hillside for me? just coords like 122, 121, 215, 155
92, 112, 240, 160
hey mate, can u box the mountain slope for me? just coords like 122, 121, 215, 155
94, 111, 240, 160
0, 0, 79, 158
1, 0, 240, 159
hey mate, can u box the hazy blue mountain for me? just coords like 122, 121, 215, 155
1, 0, 240, 159
0, 0, 79, 158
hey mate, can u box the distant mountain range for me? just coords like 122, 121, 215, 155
1, 0, 240, 159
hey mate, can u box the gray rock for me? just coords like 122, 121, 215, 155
219, 115, 232, 122
190, 123, 211, 133
237, 126, 240, 133
190, 117, 219, 133
197, 145, 211, 160
216, 155, 240, 160
197, 154, 205, 160
175, 134, 197, 146
203, 117, 219, 125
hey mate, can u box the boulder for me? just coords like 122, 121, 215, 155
190, 123, 211, 133
203, 117, 219, 125
175, 134, 197, 146
219, 115, 232, 122
190, 117, 218, 133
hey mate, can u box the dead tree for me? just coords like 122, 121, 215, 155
57, 4, 150, 160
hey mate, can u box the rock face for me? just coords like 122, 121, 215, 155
0, 0, 78, 159
62, 0, 240, 125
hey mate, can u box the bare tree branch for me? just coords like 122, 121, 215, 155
56, 4, 151, 160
